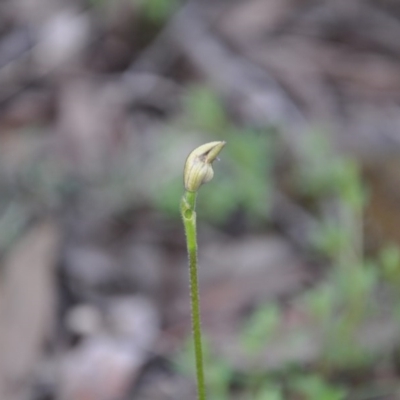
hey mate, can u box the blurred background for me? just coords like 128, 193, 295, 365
2, 0, 400, 399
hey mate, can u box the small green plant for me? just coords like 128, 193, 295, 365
180, 141, 226, 400
175, 337, 234, 400
293, 132, 382, 369
379, 244, 400, 284
254, 382, 283, 400
291, 374, 347, 400
138, 0, 180, 22
240, 303, 280, 355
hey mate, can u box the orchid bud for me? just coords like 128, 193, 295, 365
184, 141, 226, 192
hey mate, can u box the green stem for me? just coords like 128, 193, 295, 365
181, 190, 206, 400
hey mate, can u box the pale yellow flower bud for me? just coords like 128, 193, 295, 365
184, 141, 226, 192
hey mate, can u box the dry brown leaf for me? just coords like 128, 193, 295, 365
0, 220, 59, 400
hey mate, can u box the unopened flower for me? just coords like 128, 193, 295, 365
184, 141, 226, 192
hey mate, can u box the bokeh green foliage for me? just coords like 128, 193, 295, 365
296, 132, 366, 210
291, 375, 347, 400
240, 303, 280, 355
176, 337, 347, 400
89, 0, 180, 23
138, 0, 180, 22
175, 338, 233, 400
379, 244, 400, 284
294, 132, 381, 369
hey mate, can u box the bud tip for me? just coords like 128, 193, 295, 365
183, 141, 226, 192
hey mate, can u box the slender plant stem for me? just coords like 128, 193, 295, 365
181, 190, 206, 400
180, 140, 225, 399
